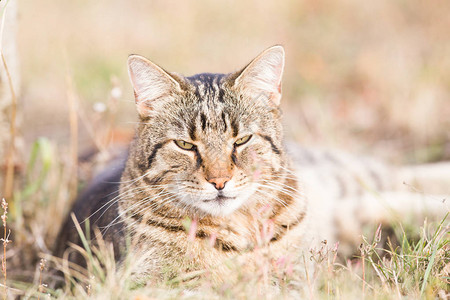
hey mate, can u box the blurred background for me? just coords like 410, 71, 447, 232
19, 0, 450, 163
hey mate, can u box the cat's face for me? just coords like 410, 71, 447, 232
127, 46, 286, 217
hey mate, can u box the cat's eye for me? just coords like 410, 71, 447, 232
175, 140, 196, 151
234, 135, 252, 147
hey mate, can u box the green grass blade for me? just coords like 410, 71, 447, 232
420, 244, 438, 296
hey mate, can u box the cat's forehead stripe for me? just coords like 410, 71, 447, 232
188, 73, 226, 104
184, 73, 237, 137
221, 112, 228, 132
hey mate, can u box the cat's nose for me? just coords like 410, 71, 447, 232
208, 177, 230, 190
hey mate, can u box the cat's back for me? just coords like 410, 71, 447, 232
54, 152, 128, 264
286, 142, 393, 197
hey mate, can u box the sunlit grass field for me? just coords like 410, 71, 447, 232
1, 0, 449, 298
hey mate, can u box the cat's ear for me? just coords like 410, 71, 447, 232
127, 55, 182, 117
233, 45, 285, 107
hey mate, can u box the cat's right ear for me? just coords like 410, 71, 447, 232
127, 55, 182, 117
232, 45, 285, 107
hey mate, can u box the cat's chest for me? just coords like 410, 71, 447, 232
126, 209, 307, 273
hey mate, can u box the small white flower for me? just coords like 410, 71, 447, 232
111, 86, 122, 99
93, 102, 107, 113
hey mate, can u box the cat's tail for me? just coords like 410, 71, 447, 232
333, 162, 450, 252
397, 162, 450, 195
345, 161, 450, 226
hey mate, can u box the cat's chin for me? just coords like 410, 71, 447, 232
195, 196, 247, 217
177, 194, 248, 217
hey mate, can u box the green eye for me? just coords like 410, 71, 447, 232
234, 135, 252, 146
175, 140, 196, 150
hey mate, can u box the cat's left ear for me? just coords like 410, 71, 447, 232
233, 45, 285, 106
127, 55, 182, 117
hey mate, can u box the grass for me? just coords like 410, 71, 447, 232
1, 198, 10, 300
34, 214, 448, 299
0, 0, 18, 202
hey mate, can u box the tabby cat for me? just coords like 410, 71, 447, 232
55, 45, 449, 283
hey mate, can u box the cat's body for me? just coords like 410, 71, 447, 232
55, 46, 449, 283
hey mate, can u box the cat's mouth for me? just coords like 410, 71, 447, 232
203, 196, 236, 204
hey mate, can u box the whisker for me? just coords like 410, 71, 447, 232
259, 178, 304, 195
81, 185, 150, 224
254, 187, 302, 224
101, 190, 177, 233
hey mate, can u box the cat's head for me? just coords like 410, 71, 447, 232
126, 46, 287, 217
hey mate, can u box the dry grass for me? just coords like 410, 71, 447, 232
15, 213, 448, 299
0, 0, 449, 298
1, 198, 11, 299
1, 0, 18, 203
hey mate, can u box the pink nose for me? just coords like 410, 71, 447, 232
208, 177, 230, 190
